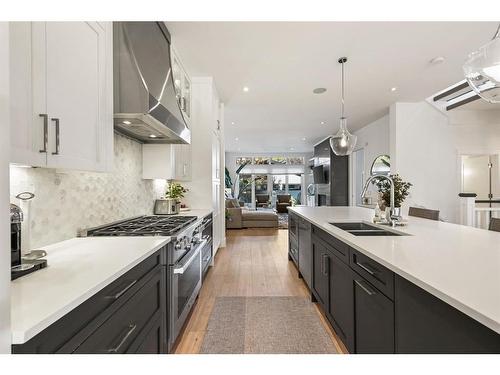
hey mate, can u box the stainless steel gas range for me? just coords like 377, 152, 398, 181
83, 214, 213, 351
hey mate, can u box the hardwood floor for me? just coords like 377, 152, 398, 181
173, 228, 348, 354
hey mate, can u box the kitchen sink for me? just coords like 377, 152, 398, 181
329, 222, 404, 236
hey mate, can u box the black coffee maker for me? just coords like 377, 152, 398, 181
10, 203, 47, 280
10, 203, 22, 268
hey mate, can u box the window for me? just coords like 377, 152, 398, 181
287, 174, 302, 204
287, 157, 304, 165
253, 157, 270, 165
238, 174, 252, 205
270, 156, 287, 165
254, 175, 268, 193
236, 157, 252, 165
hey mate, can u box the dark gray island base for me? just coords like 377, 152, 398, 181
288, 212, 500, 354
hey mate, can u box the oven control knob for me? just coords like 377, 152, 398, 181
175, 242, 182, 250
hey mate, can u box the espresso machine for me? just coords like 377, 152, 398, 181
11, 199, 47, 280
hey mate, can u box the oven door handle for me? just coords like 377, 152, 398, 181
173, 240, 207, 275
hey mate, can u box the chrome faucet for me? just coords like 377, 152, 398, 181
361, 174, 399, 225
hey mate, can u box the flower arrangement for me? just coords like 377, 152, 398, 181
373, 174, 412, 209
165, 181, 188, 202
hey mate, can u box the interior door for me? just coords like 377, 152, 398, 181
45, 22, 105, 171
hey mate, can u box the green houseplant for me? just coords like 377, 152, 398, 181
373, 174, 412, 209
165, 181, 188, 202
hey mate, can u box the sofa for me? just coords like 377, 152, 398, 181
225, 199, 278, 229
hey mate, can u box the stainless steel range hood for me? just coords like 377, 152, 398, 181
113, 22, 191, 144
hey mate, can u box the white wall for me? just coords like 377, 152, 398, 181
351, 114, 390, 203
448, 109, 500, 155
390, 102, 459, 222
0, 22, 11, 353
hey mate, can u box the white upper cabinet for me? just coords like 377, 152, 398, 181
171, 46, 192, 125
142, 144, 191, 181
9, 22, 113, 172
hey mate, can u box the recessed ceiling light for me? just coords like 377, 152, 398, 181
243, 86, 249, 92
231, 121, 235, 125
301, 137, 306, 141
391, 87, 397, 92
313, 88, 327, 94
235, 137, 239, 141
320, 121, 326, 125
123, 120, 131, 125
290, 147, 295, 151
149, 134, 157, 138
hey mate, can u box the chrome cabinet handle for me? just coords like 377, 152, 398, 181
356, 261, 378, 276
51, 118, 60, 155
180, 97, 186, 111
107, 324, 137, 353
355, 279, 377, 296
39, 114, 48, 153
105, 280, 137, 300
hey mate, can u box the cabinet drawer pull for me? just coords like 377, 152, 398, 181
51, 118, 60, 155
105, 280, 137, 300
39, 114, 48, 153
107, 323, 137, 353
356, 261, 378, 275
322, 254, 329, 276
355, 279, 377, 296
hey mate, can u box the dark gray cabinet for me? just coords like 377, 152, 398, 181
305, 223, 500, 354
312, 237, 329, 309
298, 217, 312, 288
311, 231, 355, 352
12, 249, 167, 354
395, 275, 500, 353
329, 253, 355, 352
353, 277, 394, 353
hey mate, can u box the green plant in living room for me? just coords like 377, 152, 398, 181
165, 181, 188, 202
373, 174, 412, 209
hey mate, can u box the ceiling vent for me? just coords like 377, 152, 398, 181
427, 80, 481, 112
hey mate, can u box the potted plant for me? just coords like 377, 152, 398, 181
165, 181, 188, 212
373, 174, 412, 215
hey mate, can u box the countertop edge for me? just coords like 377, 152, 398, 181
288, 207, 500, 335
11, 237, 172, 345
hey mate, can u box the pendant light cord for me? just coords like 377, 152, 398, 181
341, 59, 345, 119
493, 23, 500, 39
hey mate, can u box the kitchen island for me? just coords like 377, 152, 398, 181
288, 206, 500, 353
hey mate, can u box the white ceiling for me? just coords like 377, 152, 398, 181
166, 22, 499, 152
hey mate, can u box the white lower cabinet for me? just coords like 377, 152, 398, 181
9, 22, 113, 172
142, 144, 192, 181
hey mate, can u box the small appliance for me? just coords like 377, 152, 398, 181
10, 203, 47, 280
154, 198, 180, 215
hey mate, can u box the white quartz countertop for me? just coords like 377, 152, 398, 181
288, 206, 500, 334
11, 236, 171, 345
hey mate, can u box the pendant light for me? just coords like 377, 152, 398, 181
330, 57, 357, 156
463, 23, 500, 103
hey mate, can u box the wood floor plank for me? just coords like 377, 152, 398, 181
173, 228, 348, 354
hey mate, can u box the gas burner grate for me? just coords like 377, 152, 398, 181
87, 215, 197, 237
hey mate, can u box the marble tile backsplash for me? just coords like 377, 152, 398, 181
10, 133, 166, 249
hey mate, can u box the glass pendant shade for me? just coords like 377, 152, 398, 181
463, 30, 500, 103
330, 117, 357, 156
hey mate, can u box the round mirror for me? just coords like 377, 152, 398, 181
370, 155, 390, 176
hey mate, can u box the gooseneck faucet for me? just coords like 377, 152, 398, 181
361, 174, 397, 224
